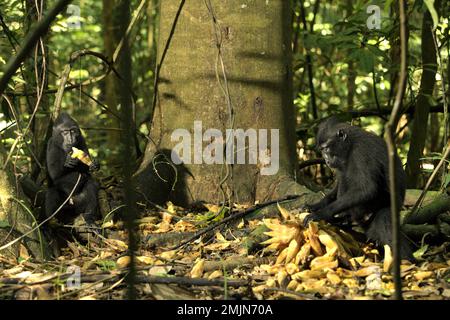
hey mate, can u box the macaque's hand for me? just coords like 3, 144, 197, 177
89, 159, 100, 172
64, 154, 79, 168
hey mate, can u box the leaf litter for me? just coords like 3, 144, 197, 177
0, 202, 449, 300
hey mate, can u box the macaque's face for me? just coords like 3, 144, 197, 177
316, 123, 350, 170
53, 113, 83, 152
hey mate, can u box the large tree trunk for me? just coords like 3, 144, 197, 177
134, 0, 314, 206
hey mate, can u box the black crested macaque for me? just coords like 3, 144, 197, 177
45, 112, 100, 228
303, 117, 414, 260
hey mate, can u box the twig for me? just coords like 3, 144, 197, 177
0, 0, 72, 96
134, 275, 248, 287
151, 0, 186, 116
407, 141, 450, 217
168, 195, 301, 250
383, 0, 408, 301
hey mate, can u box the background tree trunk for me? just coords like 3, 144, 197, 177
405, 11, 437, 188
102, 0, 137, 164
25, 0, 50, 183
134, 0, 314, 206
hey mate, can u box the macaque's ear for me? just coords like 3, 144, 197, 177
336, 129, 347, 141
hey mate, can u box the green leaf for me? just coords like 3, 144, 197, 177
413, 244, 429, 260
94, 260, 117, 271
443, 174, 450, 189
423, 0, 439, 30
0, 220, 11, 228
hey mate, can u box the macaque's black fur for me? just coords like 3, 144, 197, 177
45, 113, 100, 224
303, 117, 414, 260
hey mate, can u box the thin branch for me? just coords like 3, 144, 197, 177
0, 0, 72, 96
407, 141, 450, 217
0, 174, 81, 252
169, 195, 301, 250
383, 0, 408, 301
151, 0, 186, 116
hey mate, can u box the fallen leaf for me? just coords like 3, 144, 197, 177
191, 259, 205, 278
414, 271, 434, 281
117, 256, 131, 268
208, 270, 223, 279
326, 272, 341, 285
383, 245, 393, 272
159, 250, 177, 260
292, 270, 324, 280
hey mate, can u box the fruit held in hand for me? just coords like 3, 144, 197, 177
71, 147, 93, 166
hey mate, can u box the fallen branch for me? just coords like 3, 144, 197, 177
403, 194, 450, 225
168, 195, 302, 250
203, 256, 270, 273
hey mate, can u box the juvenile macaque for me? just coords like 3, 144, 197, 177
45, 113, 100, 226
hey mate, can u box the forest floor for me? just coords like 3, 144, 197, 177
0, 202, 449, 300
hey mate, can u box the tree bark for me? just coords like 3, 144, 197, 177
134, 0, 315, 206
405, 11, 437, 188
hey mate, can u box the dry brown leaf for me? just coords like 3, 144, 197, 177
318, 230, 339, 253
326, 272, 341, 285
191, 259, 205, 278
262, 219, 301, 250
383, 245, 393, 272
354, 265, 381, 277
349, 256, 366, 268
104, 239, 128, 252
136, 256, 156, 265
276, 270, 289, 287
305, 224, 324, 256
292, 269, 324, 280
285, 263, 299, 275
295, 243, 311, 265
285, 239, 301, 263
159, 250, 177, 260
297, 279, 329, 294
208, 270, 223, 279
204, 242, 231, 251
342, 278, 359, 289
287, 279, 300, 290
155, 220, 171, 233
276, 247, 288, 265
253, 285, 267, 294
310, 255, 338, 271
173, 220, 196, 232
117, 256, 131, 268
166, 201, 177, 214
148, 265, 171, 276
277, 203, 294, 220
215, 232, 227, 242
203, 203, 221, 213
414, 271, 434, 281
267, 265, 283, 275
266, 278, 277, 287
